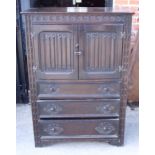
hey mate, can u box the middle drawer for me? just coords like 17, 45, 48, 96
37, 99, 120, 118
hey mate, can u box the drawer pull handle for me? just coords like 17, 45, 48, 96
95, 122, 115, 135
50, 87, 56, 92
96, 104, 116, 114
98, 84, 118, 94
43, 104, 62, 114
103, 87, 109, 92
50, 107, 55, 111
44, 124, 64, 135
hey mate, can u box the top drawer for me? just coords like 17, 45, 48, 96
37, 81, 120, 99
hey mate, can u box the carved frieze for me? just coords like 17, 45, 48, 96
32, 15, 126, 24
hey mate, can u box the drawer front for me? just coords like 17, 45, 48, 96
39, 119, 119, 139
37, 81, 120, 99
38, 99, 120, 118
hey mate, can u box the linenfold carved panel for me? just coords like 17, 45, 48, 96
38, 32, 73, 72
84, 32, 117, 72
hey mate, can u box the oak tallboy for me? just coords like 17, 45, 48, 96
22, 7, 133, 147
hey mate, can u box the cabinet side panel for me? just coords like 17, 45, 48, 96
119, 15, 132, 144
24, 15, 41, 146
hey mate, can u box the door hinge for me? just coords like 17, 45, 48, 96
30, 32, 36, 39
120, 32, 126, 38
118, 66, 126, 72
32, 65, 37, 72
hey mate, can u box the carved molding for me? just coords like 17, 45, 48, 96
44, 124, 64, 136
40, 32, 71, 39
87, 32, 117, 39
95, 122, 115, 135
32, 15, 126, 24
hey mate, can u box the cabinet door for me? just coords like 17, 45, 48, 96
79, 24, 124, 79
32, 25, 78, 80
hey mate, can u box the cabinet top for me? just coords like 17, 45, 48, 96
21, 7, 134, 15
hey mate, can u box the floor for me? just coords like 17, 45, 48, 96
16, 104, 139, 155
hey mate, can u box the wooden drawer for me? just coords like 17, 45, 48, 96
39, 119, 119, 139
38, 99, 120, 118
37, 81, 120, 99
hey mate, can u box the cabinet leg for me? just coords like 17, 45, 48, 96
34, 137, 43, 147
35, 142, 43, 147
108, 139, 124, 146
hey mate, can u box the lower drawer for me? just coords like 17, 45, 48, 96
38, 99, 120, 118
39, 119, 119, 139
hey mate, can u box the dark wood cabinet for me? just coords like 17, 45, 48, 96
22, 7, 133, 147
